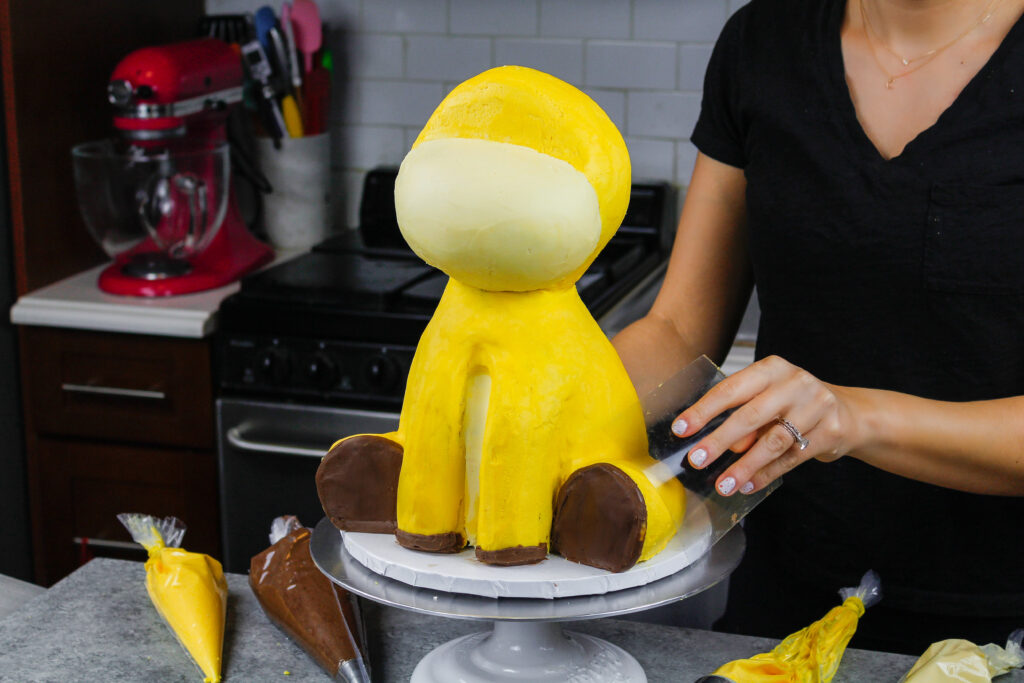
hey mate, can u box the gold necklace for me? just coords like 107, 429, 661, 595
860, 0, 1003, 89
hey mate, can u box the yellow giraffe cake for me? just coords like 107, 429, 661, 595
316, 66, 686, 572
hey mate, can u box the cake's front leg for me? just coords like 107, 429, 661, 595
471, 372, 562, 566
316, 433, 404, 533
392, 342, 473, 554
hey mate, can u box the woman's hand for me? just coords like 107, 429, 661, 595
671, 355, 857, 495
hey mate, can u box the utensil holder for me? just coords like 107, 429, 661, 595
257, 132, 332, 250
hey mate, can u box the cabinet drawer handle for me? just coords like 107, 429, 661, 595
226, 426, 326, 458
61, 383, 166, 401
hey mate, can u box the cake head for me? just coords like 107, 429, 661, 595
394, 66, 631, 292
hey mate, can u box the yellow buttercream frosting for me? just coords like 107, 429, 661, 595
120, 515, 226, 683
393, 279, 685, 560
328, 65, 684, 570
411, 65, 631, 291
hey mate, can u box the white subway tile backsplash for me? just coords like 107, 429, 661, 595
678, 44, 713, 91
634, 0, 728, 42
362, 0, 447, 34
406, 36, 492, 81
495, 39, 583, 83
345, 80, 445, 126
349, 34, 404, 79
336, 125, 408, 170
339, 169, 367, 228
404, 127, 422, 152
627, 91, 701, 139
586, 42, 676, 90
539, 0, 630, 39
317, 0, 361, 28
450, 0, 538, 36
206, 0, 734, 189
583, 88, 626, 132
626, 137, 675, 182
675, 140, 700, 186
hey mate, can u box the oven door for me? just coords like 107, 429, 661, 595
216, 398, 400, 573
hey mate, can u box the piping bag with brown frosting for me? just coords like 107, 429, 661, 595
250, 516, 370, 683
118, 513, 227, 683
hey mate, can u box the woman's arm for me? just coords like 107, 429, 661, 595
613, 152, 753, 396
674, 357, 1024, 497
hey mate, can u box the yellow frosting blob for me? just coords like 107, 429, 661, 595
411, 65, 630, 290
144, 545, 227, 683
395, 137, 602, 291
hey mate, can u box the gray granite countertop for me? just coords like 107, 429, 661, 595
0, 558, 1018, 682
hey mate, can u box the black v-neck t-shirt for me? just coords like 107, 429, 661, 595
692, 0, 1024, 653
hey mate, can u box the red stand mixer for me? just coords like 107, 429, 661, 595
72, 38, 273, 297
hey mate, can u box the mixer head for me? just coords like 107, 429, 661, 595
107, 38, 244, 141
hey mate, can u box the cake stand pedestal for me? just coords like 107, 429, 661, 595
310, 517, 745, 683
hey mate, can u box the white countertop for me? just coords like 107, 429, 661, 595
9, 253, 301, 339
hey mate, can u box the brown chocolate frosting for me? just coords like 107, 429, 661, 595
395, 528, 466, 553
249, 527, 364, 677
476, 543, 547, 566
550, 463, 647, 573
316, 435, 403, 533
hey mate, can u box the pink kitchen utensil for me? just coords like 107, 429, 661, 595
290, 0, 322, 74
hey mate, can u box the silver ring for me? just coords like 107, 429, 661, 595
774, 417, 809, 450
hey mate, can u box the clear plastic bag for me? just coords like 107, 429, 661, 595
711, 570, 882, 683
118, 513, 226, 683
641, 355, 782, 547
900, 629, 1024, 683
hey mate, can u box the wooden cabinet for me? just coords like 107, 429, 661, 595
23, 328, 214, 448
2, 0, 210, 585
20, 327, 220, 586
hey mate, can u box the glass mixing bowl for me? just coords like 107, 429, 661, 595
71, 139, 230, 278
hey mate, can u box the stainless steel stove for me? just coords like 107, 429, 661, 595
213, 168, 676, 572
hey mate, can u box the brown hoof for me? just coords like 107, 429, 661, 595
316, 435, 402, 533
476, 543, 547, 566
550, 463, 646, 573
395, 529, 466, 554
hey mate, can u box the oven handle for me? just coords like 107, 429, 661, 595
226, 426, 327, 459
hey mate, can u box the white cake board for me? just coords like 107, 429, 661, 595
310, 515, 745, 683
343, 494, 713, 599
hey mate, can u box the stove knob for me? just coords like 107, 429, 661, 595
306, 353, 338, 389
256, 347, 290, 384
363, 354, 399, 392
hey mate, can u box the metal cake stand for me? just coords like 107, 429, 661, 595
310, 517, 745, 683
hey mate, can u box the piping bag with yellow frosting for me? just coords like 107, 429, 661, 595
900, 629, 1024, 682
118, 513, 227, 683
709, 570, 881, 683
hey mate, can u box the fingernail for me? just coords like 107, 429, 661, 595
740, 482, 755, 494
689, 448, 707, 467
671, 418, 688, 437
718, 477, 736, 495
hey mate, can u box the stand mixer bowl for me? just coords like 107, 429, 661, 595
72, 140, 230, 279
